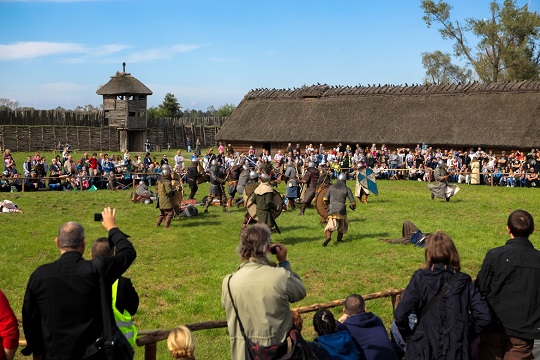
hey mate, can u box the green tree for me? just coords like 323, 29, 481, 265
0, 98, 19, 110
422, 51, 474, 83
216, 103, 236, 117
160, 93, 181, 117
421, 0, 540, 82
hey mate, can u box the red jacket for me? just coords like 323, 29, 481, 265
0, 290, 19, 360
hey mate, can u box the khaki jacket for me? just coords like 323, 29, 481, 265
221, 259, 306, 360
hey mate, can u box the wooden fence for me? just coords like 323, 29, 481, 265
0, 110, 226, 151
17, 288, 405, 360
136, 288, 405, 360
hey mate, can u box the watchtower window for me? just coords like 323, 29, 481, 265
128, 111, 136, 117
117, 95, 124, 100
128, 95, 134, 100
139, 95, 146, 100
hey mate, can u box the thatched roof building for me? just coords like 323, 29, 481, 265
216, 81, 540, 154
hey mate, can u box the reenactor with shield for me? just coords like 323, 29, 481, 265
322, 173, 356, 247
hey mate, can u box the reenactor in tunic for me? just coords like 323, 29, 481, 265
204, 159, 227, 212
186, 160, 202, 200
322, 173, 356, 247
297, 162, 320, 215
250, 172, 277, 231
156, 165, 177, 229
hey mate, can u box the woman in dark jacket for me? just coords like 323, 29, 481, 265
394, 231, 491, 360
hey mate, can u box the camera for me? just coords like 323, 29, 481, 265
270, 245, 280, 255
94, 213, 103, 222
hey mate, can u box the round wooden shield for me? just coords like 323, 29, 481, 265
171, 179, 184, 206
246, 189, 284, 221
315, 186, 330, 220
180, 198, 197, 210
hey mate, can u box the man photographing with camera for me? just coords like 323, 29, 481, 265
22, 207, 136, 360
221, 224, 306, 360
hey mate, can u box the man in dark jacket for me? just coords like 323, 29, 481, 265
337, 294, 397, 360
476, 209, 540, 359
91, 237, 139, 348
22, 207, 136, 360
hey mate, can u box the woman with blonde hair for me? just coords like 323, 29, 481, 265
167, 326, 195, 360
394, 231, 491, 359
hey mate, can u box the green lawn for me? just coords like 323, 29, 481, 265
1, 150, 539, 359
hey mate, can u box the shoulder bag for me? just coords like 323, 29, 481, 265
227, 275, 316, 360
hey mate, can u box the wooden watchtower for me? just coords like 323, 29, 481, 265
96, 63, 152, 152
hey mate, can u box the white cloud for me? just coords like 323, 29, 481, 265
125, 44, 204, 63
0, 41, 130, 61
0, 41, 202, 63
0, 42, 86, 60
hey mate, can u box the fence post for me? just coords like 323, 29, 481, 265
144, 343, 157, 360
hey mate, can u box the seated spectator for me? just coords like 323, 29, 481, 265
25, 171, 45, 191
337, 294, 398, 360
310, 309, 365, 360
526, 168, 538, 187
167, 326, 195, 360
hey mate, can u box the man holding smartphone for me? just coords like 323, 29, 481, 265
22, 208, 136, 360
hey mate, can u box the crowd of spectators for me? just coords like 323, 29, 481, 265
3, 141, 540, 193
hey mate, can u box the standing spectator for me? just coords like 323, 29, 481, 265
0, 289, 19, 360
144, 139, 151, 153
174, 151, 185, 169
22, 207, 136, 360
221, 224, 306, 360
337, 294, 397, 360
394, 231, 491, 360
195, 138, 201, 157
476, 210, 540, 359
91, 237, 139, 349
186, 138, 192, 153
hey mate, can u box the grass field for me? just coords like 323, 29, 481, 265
1, 150, 539, 359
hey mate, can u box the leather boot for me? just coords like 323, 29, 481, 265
290, 200, 295, 210
323, 230, 332, 247
363, 194, 368, 203
298, 203, 306, 216
337, 232, 344, 243
227, 198, 232, 208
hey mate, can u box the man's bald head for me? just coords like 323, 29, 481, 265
57, 222, 85, 250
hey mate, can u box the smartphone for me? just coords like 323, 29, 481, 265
270, 245, 279, 255
94, 213, 103, 222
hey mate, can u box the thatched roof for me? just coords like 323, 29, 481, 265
216, 81, 540, 149
96, 71, 153, 96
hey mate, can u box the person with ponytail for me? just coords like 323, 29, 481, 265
167, 326, 195, 360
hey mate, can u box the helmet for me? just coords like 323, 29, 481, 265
211, 159, 218, 166
287, 161, 294, 167
259, 172, 271, 183
161, 164, 171, 177
249, 171, 259, 180
242, 164, 249, 171
337, 173, 347, 181
437, 160, 446, 168
139, 180, 145, 186
308, 161, 315, 168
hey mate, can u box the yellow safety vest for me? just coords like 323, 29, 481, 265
112, 279, 138, 348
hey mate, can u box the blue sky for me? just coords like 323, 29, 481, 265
0, 0, 538, 111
